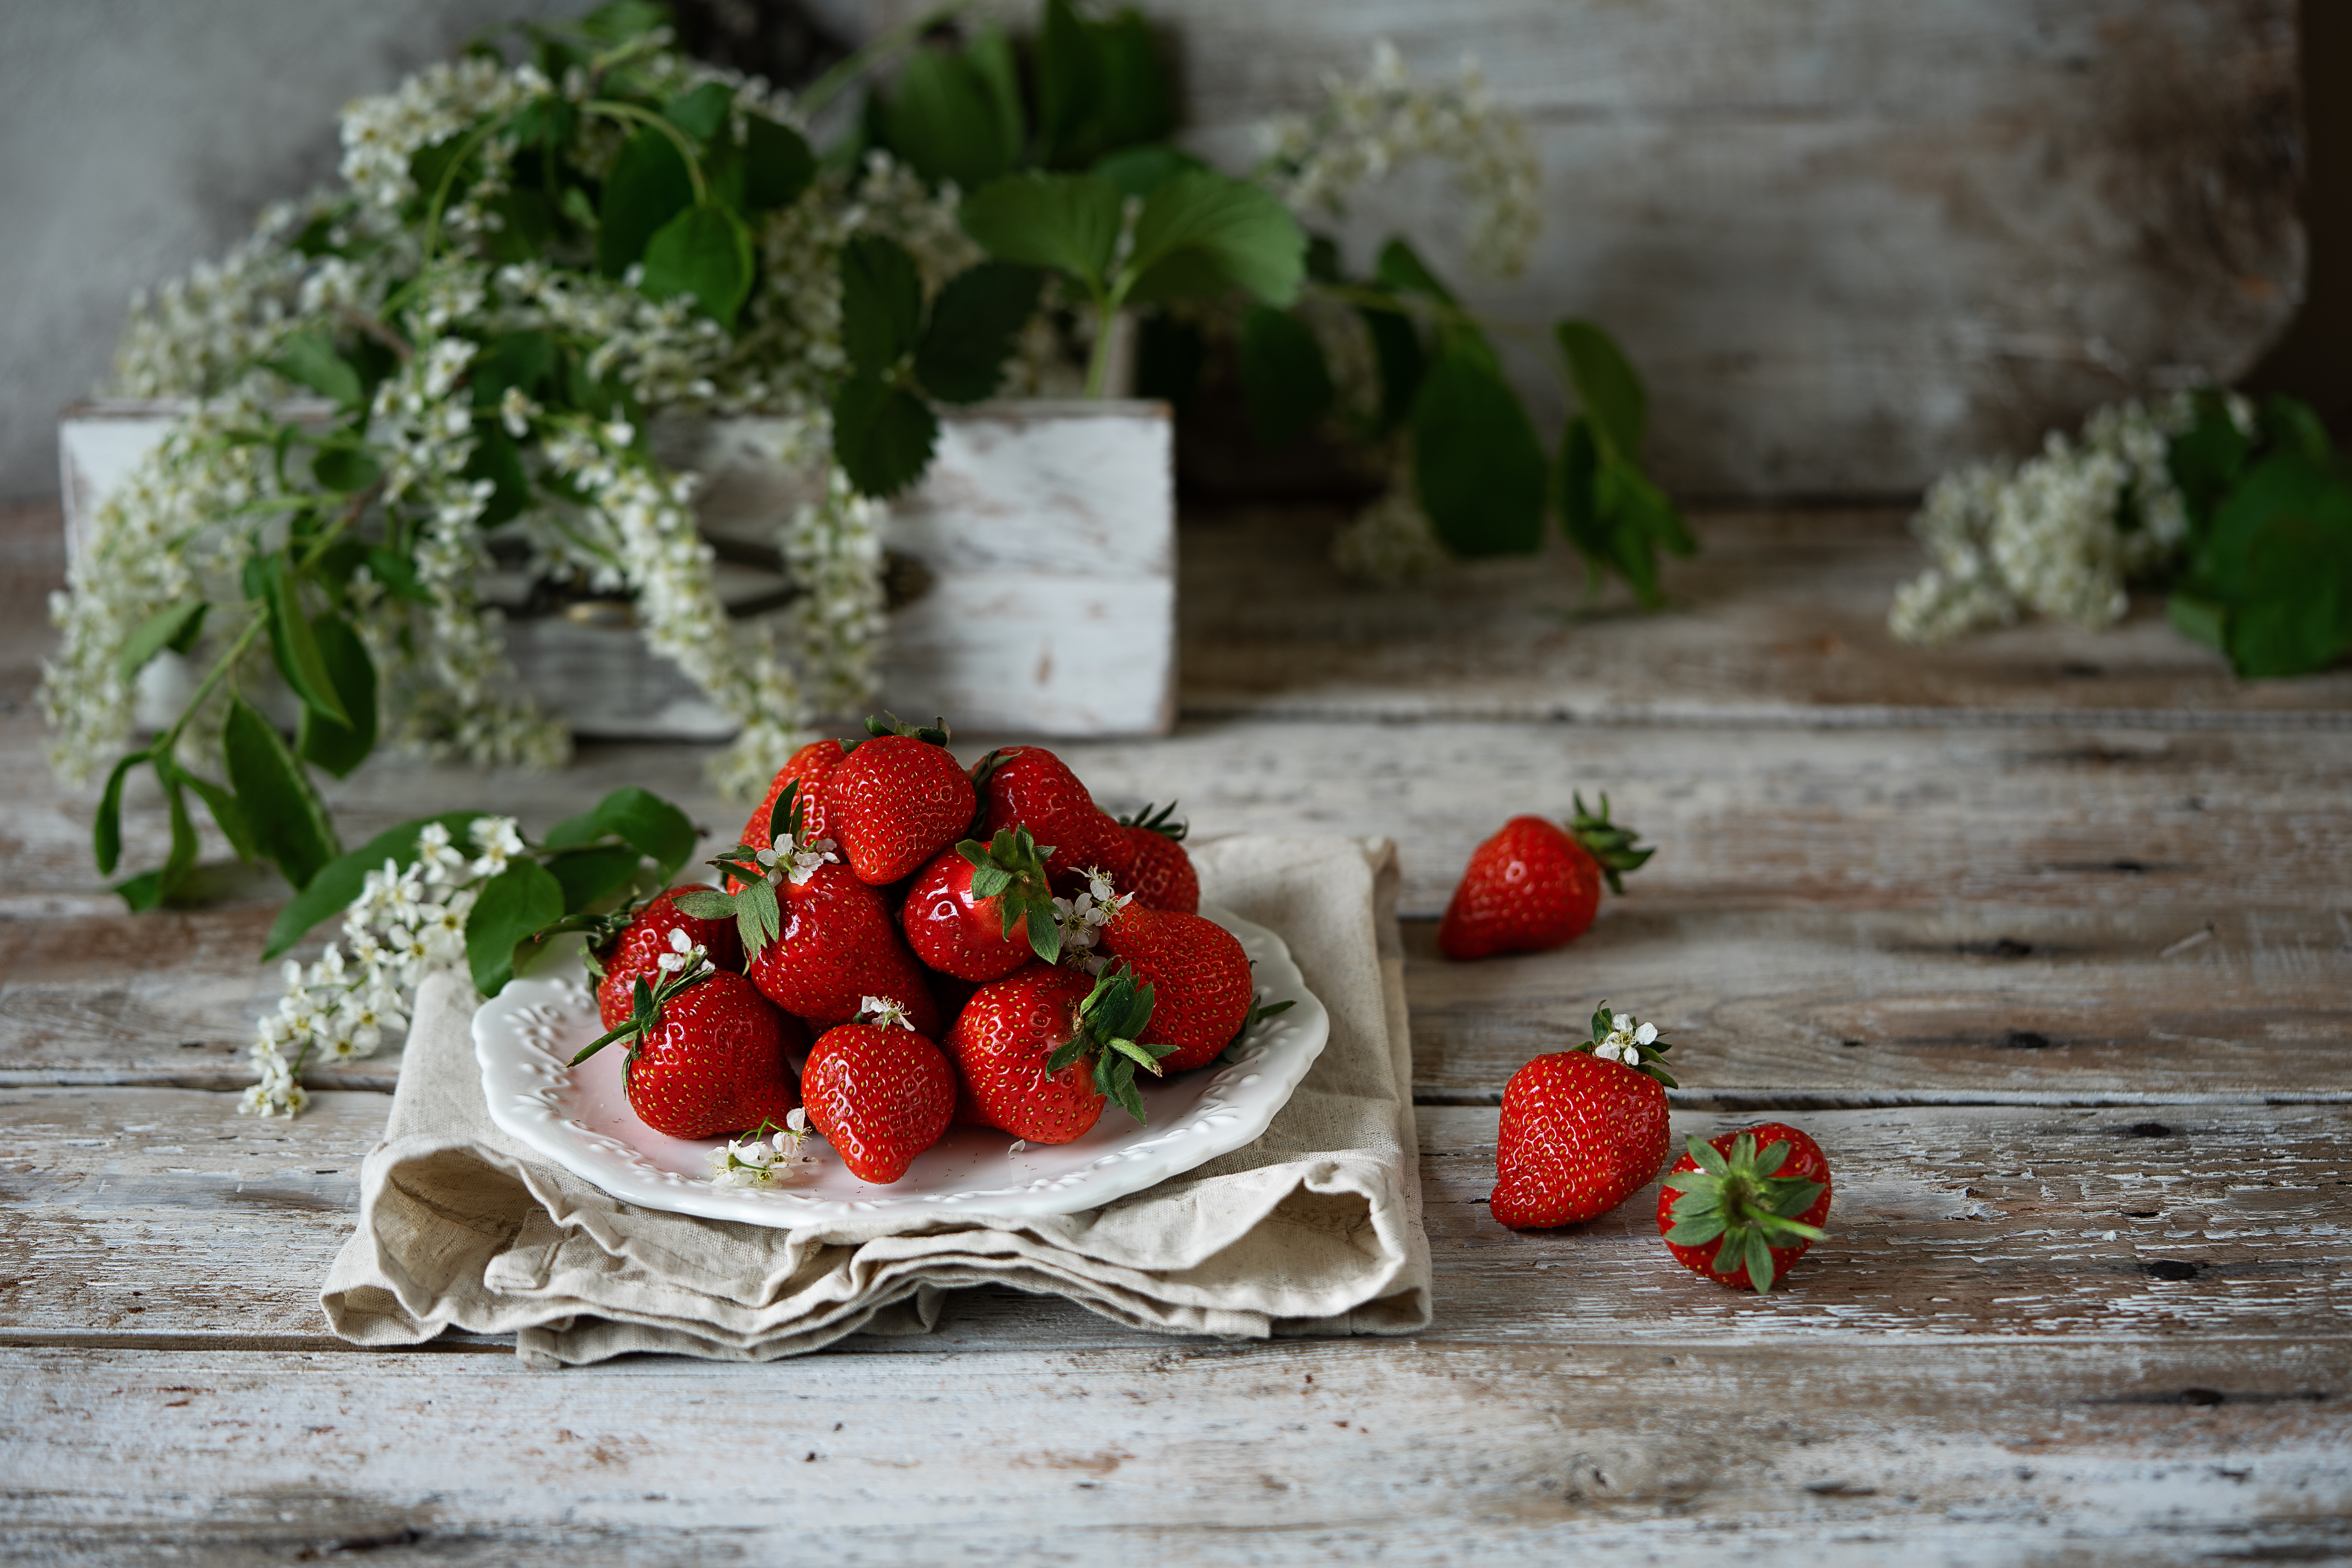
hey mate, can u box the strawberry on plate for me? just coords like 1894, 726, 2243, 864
1112, 801, 1199, 913
946, 962, 1165, 1138
1658, 1122, 1832, 1294
800, 998, 957, 1183
571, 961, 804, 1141
590, 884, 747, 1030
1438, 794, 1653, 961
972, 744, 1125, 894
1489, 1002, 1678, 1229
1097, 890, 1259, 1072
825, 713, 976, 885
902, 827, 1064, 982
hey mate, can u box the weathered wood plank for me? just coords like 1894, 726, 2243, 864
1181, 506, 2352, 723
8, 1089, 2348, 1347
3, 1336, 2346, 1564
882, 0, 2303, 497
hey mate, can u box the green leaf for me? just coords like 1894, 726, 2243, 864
180, 771, 257, 863
295, 612, 378, 779
2167, 591, 2227, 651
663, 81, 734, 142
1558, 415, 1602, 559
1593, 461, 1694, 608
2189, 451, 2352, 677
742, 114, 815, 210
94, 749, 148, 876
1376, 238, 1458, 306
469, 330, 559, 410
365, 546, 432, 606
1238, 305, 1334, 451
1034, 0, 1172, 167
1359, 303, 1425, 436
309, 444, 381, 494
1744, 1232, 1776, 1294
258, 553, 350, 728
2167, 390, 2252, 536
1664, 1216, 1728, 1247
262, 811, 480, 959
585, 786, 697, 880
879, 40, 1024, 192
914, 262, 1043, 403
1091, 144, 1204, 200
462, 422, 532, 527
641, 203, 754, 328
831, 375, 940, 499
118, 602, 206, 684
1123, 171, 1305, 309
960, 173, 1123, 296
2264, 394, 2333, 463
154, 764, 199, 903
579, 0, 668, 43
840, 234, 926, 376
1555, 319, 1647, 461
1411, 350, 1546, 558
598, 127, 695, 277
467, 859, 569, 997
222, 697, 341, 891
268, 331, 364, 408
484, 187, 557, 264
546, 844, 646, 913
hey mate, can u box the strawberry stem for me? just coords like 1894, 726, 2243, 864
1566, 792, 1654, 895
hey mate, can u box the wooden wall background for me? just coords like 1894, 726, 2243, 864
881, 0, 2308, 497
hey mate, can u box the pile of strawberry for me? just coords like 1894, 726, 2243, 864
572, 716, 1286, 1186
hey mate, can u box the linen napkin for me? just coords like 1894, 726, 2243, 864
321, 834, 1430, 1366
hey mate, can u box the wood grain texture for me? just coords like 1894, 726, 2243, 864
7, 1090, 2349, 1348
885, 0, 2303, 496
3, 1336, 2346, 1563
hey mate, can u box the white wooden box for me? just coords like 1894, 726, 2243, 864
58, 399, 1175, 740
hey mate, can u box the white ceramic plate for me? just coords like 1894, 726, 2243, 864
474, 902, 1329, 1227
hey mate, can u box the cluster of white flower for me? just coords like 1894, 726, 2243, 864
1054, 868, 1133, 970
1592, 1012, 1659, 1069
708, 1107, 819, 1187
1259, 40, 1543, 278
1330, 478, 1450, 587
1889, 394, 2222, 645
111, 201, 322, 398
860, 995, 917, 1031
243, 817, 520, 1116
752, 818, 839, 887
779, 464, 889, 720
339, 55, 535, 212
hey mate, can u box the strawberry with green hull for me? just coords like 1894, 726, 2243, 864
1490, 1003, 1678, 1229
590, 884, 747, 1031
1114, 801, 1198, 913
1439, 794, 1653, 961
1658, 1123, 1831, 1294
1097, 891, 1257, 1072
800, 998, 957, 1183
973, 744, 1126, 895
902, 827, 1065, 982
947, 963, 1169, 1139
825, 713, 975, 885
571, 961, 804, 1142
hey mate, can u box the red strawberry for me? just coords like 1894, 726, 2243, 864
1097, 896, 1255, 1072
740, 864, 940, 1033
974, 744, 1125, 893
573, 965, 804, 1141
945, 962, 1163, 1140
825, 713, 975, 885
1114, 802, 1198, 913
800, 1004, 956, 1183
1490, 1002, 1678, 1229
740, 738, 848, 855
1659, 1122, 1832, 1294
1438, 795, 1653, 961
592, 885, 748, 1030
902, 828, 1064, 982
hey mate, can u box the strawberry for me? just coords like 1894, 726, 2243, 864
824, 713, 976, 885
572, 963, 804, 1141
1438, 795, 1653, 962
973, 744, 1125, 894
1097, 892, 1258, 1072
675, 805, 939, 1034
740, 737, 848, 857
1489, 1002, 1678, 1229
1114, 802, 1199, 913
946, 962, 1167, 1137
902, 828, 1065, 982
800, 999, 957, 1183
1658, 1123, 1831, 1294
591, 885, 747, 1031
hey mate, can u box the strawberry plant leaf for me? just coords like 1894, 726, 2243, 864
262, 810, 479, 958
1412, 349, 1546, 559
1123, 170, 1305, 309
222, 696, 341, 891
878, 33, 1025, 191
545, 787, 697, 881
1239, 304, 1334, 452
466, 858, 567, 996
295, 611, 377, 779
1093, 144, 1206, 200
118, 601, 207, 684
960, 172, 1123, 298
597, 127, 694, 277
641, 203, 753, 329
840, 235, 925, 376
661, 82, 733, 142
915, 261, 1043, 405
546, 844, 645, 913
831, 375, 939, 499
742, 113, 815, 211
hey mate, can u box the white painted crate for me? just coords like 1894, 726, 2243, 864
58, 399, 1175, 739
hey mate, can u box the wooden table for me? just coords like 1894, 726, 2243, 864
5, 501, 2349, 1563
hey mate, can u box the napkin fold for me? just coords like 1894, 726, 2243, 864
321, 834, 1431, 1366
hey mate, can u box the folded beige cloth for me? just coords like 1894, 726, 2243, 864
321, 834, 1430, 1366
